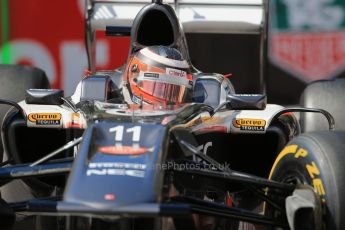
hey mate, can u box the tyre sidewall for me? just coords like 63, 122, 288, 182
269, 131, 345, 229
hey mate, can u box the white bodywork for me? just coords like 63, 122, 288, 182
187, 104, 284, 134
90, 0, 265, 35
19, 101, 87, 129
19, 97, 285, 135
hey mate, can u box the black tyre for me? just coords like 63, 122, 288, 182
269, 131, 345, 230
0, 64, 50, 154
0, 64, 49, 230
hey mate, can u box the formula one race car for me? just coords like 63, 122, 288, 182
1, 1, 345, 230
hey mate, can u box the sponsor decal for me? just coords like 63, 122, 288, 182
71, 112, 80, 121
98, 145, 148, 155
67, 113, 83, 128
269, 0, 345, 81
87, 162, 146, 178
104, 194, 116, 201
132, 95, 142, 104
139, 71, 191, 88
233, 118, 266, 131
88, 162, 146, 169
166, 68, 187, 78
143, 72, 159, 78
86, 169, 145, 178
28, 113, 61, 125
197, 142, 213, 155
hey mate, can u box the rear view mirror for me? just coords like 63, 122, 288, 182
226, 94, 266, 110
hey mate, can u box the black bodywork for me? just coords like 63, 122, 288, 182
1, 100, 297, 229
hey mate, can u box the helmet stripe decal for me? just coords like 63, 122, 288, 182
138, 72, 192, 88
140, 48, 189, 69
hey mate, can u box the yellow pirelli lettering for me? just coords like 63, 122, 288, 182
313, 178, 326, 196
294, 148, 308, 158
269, 145, 298, 179
306, 161, 320, 179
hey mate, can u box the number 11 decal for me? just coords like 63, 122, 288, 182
109, 126, 142, 142
126, 126, 141, 141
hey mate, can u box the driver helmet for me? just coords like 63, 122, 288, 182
125, 46, 193, 105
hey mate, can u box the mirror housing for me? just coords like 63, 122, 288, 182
26, 89, 64, 105
226, 94, 266, 110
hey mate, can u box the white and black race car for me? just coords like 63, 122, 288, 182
0, 1, 344, 230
